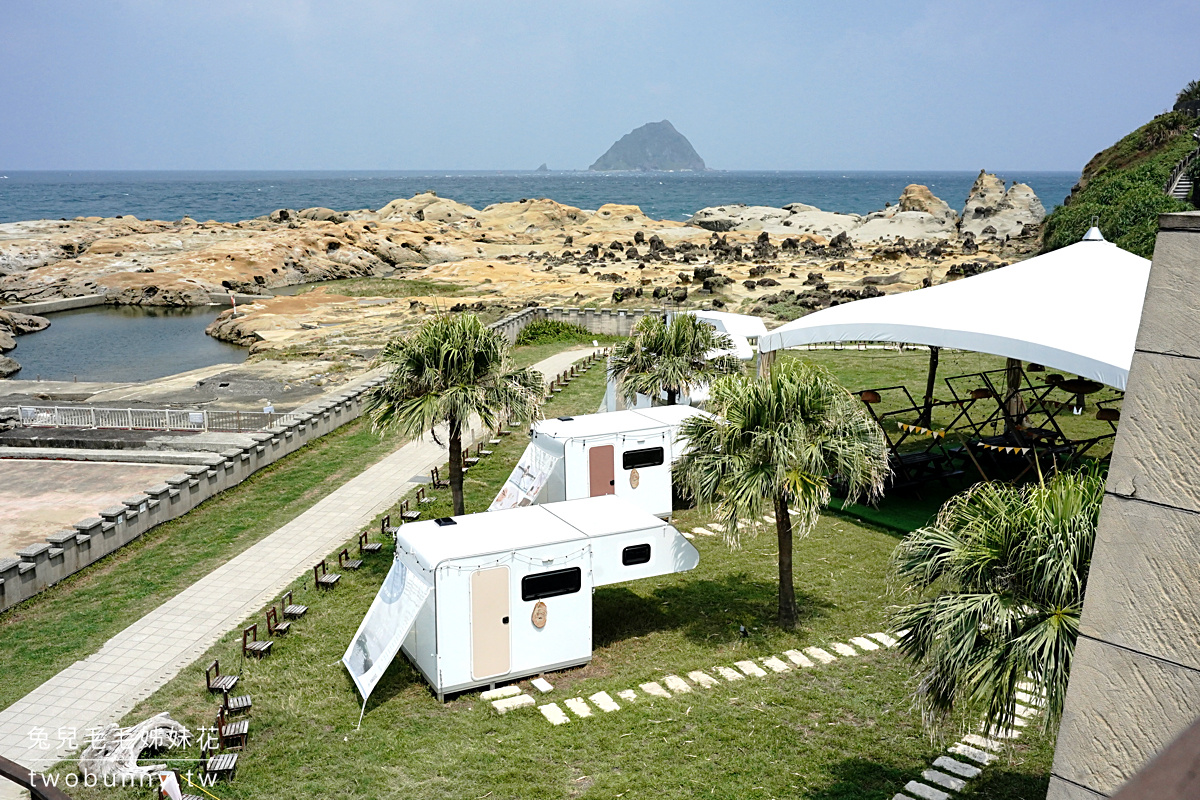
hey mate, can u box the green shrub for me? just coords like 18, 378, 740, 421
515, 318, 593, 345
1042, 114, 1198, 257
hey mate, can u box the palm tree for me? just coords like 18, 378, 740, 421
607, 313, 743, 406
366, 313, 544, 515
891, 468, 1105, 734
675, 359, 890, 628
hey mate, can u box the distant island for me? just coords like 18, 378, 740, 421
589, 120, 706, 172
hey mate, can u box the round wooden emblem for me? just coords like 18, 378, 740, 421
629, 468, 640, 489
531, 601, 548, 628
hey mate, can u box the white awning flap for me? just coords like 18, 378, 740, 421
342, 557, 431, 703
757, 238, 1151, 390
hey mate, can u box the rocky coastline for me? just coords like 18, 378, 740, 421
0, 171, 1044, 380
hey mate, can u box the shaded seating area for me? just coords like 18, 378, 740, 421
759, 228, 1149, 495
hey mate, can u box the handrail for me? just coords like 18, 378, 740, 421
1164, 132, 1200, 196
15, 405, 301, 433
0, 754, 74, 800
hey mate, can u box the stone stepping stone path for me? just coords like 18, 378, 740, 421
491, 694, 535, 713
539, 702, 570, 725
735, 660, 768, 678
639, 681, 671, 698
891, 681, 1046, 798
804, 647, 836, 664
589, 691, 620, 712
762, 656, 791, 673
715, 666, 745, 682
493, 625, 904, 728
565, 697, 593, 718
663, 675, 692, 694
481, 685, 522, 701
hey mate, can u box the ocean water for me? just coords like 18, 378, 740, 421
0, 170, 1078, 225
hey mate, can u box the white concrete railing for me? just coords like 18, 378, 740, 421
16, 405, 302, 433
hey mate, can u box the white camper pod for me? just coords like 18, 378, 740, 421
344, 496, 700, 701
491, 406, 709, 518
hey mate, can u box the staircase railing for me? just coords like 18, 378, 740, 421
1164, 131, 1200, 197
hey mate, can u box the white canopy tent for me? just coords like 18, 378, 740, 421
757, 231, 1151, 390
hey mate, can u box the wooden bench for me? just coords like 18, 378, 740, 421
242, 623, 272, 659
360, 530, 382, 556
339, 547, 362, 572
314, 560, 341, 590
281, 589, 308, 619
200, 742, 237, 783
417, 487, 436, 506
223, 689, 252, 715
400, 499, 420, 523
476, 442, 493, 458
430, 467, 449, 489
266, 605, 290, 636
216, 705, 248, 751
205, 660, 238, 695
155, 769, 205, 800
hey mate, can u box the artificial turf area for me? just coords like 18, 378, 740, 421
56, 348, 1057, 800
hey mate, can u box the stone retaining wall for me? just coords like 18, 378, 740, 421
489, 306, 664, 343
0, 374, 386, 613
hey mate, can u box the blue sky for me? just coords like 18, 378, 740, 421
2, 0, 1197, 171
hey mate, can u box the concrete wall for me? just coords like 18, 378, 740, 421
1, 295, 106, 315
489, 305, 665, 344
1049, 211, 1200, 798
0, 374, 386, 613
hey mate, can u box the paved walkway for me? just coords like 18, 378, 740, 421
0, 347, 601, 790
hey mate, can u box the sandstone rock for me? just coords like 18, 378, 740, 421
670, 287, 688, 302
959, 171, 1046, 239
0, 356, 19, 378
898, 184, 958, 223
298, 207, 345, 223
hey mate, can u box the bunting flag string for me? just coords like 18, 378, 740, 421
974, 442, 1031, 455
897, 422, 945, 439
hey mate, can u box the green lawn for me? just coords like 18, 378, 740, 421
59, 355, 1055, 800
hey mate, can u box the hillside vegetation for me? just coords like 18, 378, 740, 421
1042, 110, 1198, 257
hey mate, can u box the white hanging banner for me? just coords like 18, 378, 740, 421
488, 443, 560, 511
342, 557, 431, 704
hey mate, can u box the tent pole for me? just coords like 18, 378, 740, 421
1004, 357, 1027, 431
357, 699, 367, 730
919, 346, 940, 427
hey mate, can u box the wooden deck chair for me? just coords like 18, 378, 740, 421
417, 486, 436, 505
314, 559, 341, 590
222, 688, 252, 715
476, 441, 493, 457
400, 499, 420, 522
156, 769, 205, 800
359, 531, 382, 555
281, 589, 307, 619
205, 660, 238, 694
216, 705, 248, 751
242, 623, 272, 659
265, 605, 290, 636
339, 547, 362, 571
199, 739, 237, 783
430, 467, 449, 488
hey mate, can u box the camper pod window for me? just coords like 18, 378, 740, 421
622, 447, 665, 470
521, 567, 582, 601
622, 544, 652, 565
